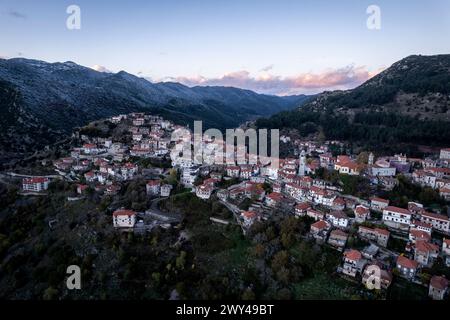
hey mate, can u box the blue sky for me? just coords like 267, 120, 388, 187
1, 0, 450, 95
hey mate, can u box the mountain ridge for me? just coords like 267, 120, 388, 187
0, 57, 311, 163
256, 54, 450, 154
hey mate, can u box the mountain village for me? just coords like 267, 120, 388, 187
12, 112, 450, 300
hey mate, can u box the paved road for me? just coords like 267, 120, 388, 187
144, 197, 182, 222
5, 172, 62, 179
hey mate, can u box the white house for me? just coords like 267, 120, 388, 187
382, 206, 411, 230
354, 205, 370, 223
181, 166, 199, 187
306, 208, 324, 221
113, 209, 136, 228
326, 210, 349, 228
160, 184, 173, 197
196, 184, 213, 200
396, 255, 419, 280
370, 197, 389, 211
82, 143, 99, 155
146, 180, 161, 196
440, 148, 450, 160
370, 159, 396, 177
420, 211, 450, 234
414, 240, 439, 267
342, 249, 365, 278
241, 210, 258, 227
226, 166, 240, 178
442, 238, 450, 266
22, 177, 50, 192
429, 276, 448, 300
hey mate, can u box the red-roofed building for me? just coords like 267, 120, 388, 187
332, 197, 346, 211
326, 210, 349, 228
354, 205, 370, 223
310, 220, 330, 242
295, 202, 311, 217
440, 148, 450, 160
410, 220, 432, 234
328, 229, 348, 249
82, 143, 99, 154
306, 208, 324, 221
414, 240, 439, 267
409, 228, 431, 244
443, 239, 450, 264
440, 188, 450, 201
22, 177, 50, 192
265, 192, 283, 207
370, 197, 389, 211
334, 155, 360, 175
420, 211, 450, 233
358, 226, 390, 247
342, 249, 365, 277
383, 206, 411, 230
146, 180, 161, 196
429, 275, 448, 300
196, 184, 213, 200
396, 255, 419, 279
319, 153, 335, 168
113, 209, 136, 228
241, 210, 258, 227
226, 166, 240, 178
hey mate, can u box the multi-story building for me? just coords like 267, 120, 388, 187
382, 206, 412, 230
113, 209, 136, 228
22, 177, 50, 192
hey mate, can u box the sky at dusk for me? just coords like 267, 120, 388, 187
1, 0, 450, 95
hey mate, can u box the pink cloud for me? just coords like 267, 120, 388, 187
165, 65, 383, 95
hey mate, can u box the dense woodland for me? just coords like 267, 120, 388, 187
256, 110, 450, 155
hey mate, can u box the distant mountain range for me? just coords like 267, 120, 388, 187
257, 54, 450, 155
0, 58, 310, 162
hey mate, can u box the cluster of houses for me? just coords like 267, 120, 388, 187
412, 149, 450, 200
179, 138, 450, 299
18, 111, 450, 299
23, 113, 176, 197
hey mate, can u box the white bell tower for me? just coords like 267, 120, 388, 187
298, 149, 306, 176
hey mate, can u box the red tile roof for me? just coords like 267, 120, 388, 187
371, 197, 389, 204
329, 210, 347, 219
23, 177, 49, 184
344, 249, 362, 261
415, 240, 439, 254
147, 180, 160, 186
421, 211, 449, 222
311, 220, 328, 230
384, 206, 410, 215
113, 209, 136, 217
410, 229, 431, 241
430, 276, 448, 291
267, 192, 283, 202
296, 202, 311, 211
242, 211, 257, 219
330, 229, 348, 238
397, 255, 418, 270
374, 228, 390, 237
355, 205, 369, 215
